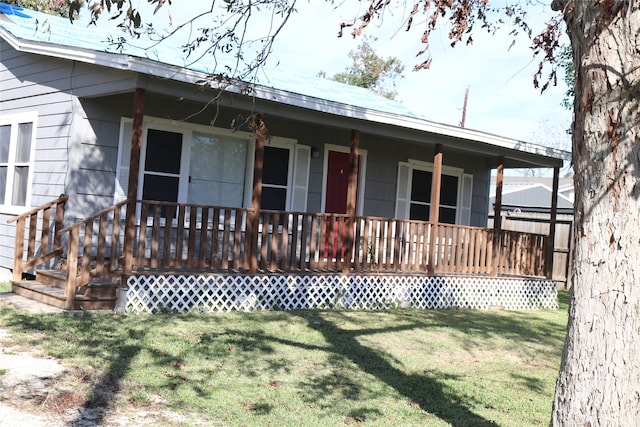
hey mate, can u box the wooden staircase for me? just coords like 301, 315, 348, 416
11, 267, 120, 311
8, 195, 127, 312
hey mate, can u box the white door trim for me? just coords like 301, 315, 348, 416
321, 144, 367, 215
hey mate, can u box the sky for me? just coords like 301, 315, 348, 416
125, 0, 573, 149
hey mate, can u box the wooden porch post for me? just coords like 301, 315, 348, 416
491, 156, 505, 276
546, 166, 560, 279
247, 115, 266, 274
123, 88, 145, 275
343, 129, 360, 273
12, 218, 25, 281
428, 144, 443, 274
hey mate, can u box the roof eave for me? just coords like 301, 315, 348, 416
1, 28, 570, 165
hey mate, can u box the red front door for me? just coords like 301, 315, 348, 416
325, 150, 351, 214
325, 150, 356, 260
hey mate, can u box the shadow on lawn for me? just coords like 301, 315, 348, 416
0, 295, 568, 426
282, 302, 566, 425
72, 340, 141, 425
2, 310, 143, 426
297, 313, 499, 426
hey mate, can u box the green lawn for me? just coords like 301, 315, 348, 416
0, 281, 11, 293
0, 292, 569, 426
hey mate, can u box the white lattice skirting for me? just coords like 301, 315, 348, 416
122, 274, 558, 313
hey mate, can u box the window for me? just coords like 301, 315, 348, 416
407, 168, 458, 223
0, 113, 36, 211
142, 129, 183, 204
188, 132, 249, 207
116, 117, 310, 213
117, 120, 252, 208
259, 142, 310, 212
408, 169, 432, 220
261, 146, 290, 211
396, 160, 473, 225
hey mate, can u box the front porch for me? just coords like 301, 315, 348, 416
1, 14, 568, 314
9, 196, 557, 312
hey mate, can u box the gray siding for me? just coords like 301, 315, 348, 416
0, 43, 72, 206
130, 94, 494, 226
0, 41, 73, 269
65, 97, 124, 221
0, 42, 496, 271
0, 42, 135, 270
248, 115, 491, 224
359, 136, 491, 225
0, 213, 15, 273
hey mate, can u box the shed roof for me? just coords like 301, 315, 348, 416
489, 177, 574, 210
0, 2, 570, 168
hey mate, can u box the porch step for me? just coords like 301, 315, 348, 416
11, 280, 118, 311
36, 269, 66, 288
36, 262, 118, 289
11, 280, 66, 309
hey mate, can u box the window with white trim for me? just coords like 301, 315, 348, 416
188, 131, 249, 207
395, 160, 473, 225
259, 142, 310, 212
115, 117, 310, 212
0, 113, 36, 211
142, 128, 183, 205
262, 145, 290, 211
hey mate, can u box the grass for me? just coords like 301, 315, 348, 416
0, 292, 569, 426
0, 281, 11, 293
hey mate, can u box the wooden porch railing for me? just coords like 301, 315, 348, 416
10, 198, 548, 309
55, 200, 128, 309
126, 200, 546, 277
8, 194, 68, 281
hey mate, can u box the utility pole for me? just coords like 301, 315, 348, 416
460, 87, 469, 128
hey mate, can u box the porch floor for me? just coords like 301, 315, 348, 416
127, 266, 546, 279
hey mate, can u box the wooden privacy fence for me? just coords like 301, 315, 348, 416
490, 211, 573, 288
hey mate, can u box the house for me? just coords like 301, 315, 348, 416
0, 3, 570, 312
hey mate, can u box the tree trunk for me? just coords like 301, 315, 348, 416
552, 1, 640, 424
